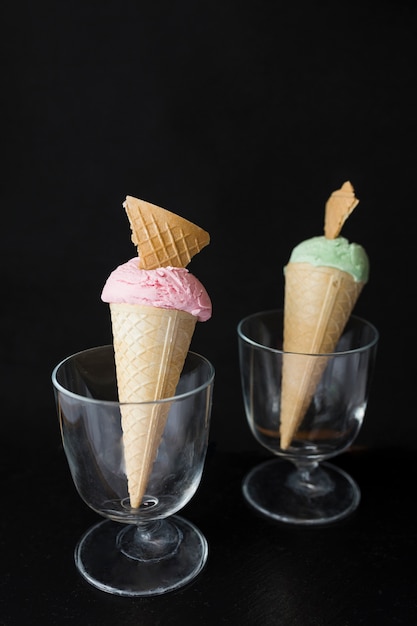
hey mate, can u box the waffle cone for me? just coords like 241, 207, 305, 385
280, 262, 364, 449
110, 303, 197, 507
123, 196, 210, 269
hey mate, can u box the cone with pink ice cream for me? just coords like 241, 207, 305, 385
101, 196, 211, 507
279, 181, 370, 450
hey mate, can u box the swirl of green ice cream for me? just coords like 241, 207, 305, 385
286, 236, 370, 283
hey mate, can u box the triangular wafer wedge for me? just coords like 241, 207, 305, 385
324, 180, 359, 239
123, 196, 210, 269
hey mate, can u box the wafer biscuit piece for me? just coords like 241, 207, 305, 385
123, 196, 210, 269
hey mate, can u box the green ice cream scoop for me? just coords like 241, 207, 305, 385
287, 235, 370, 283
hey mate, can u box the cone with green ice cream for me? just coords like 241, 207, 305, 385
280, 181, 370, 449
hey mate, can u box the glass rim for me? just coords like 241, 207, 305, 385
52, 344, 215, 406
237, 308, 379, 357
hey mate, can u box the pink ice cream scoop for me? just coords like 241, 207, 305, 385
101, 257, 212, 322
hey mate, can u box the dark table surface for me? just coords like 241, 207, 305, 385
1, 442, 416, 626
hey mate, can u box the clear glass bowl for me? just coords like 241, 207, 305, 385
52, 345, 215, 596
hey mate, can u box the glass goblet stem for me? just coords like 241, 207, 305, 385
117, 519, 181, 562
287, 461, 334, 498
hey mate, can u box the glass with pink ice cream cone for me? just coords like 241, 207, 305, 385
52, 196, 214, 595
52, 345, 214, 596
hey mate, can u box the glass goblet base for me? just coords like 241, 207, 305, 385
74, 516, 208, 596
242, 458, 360, 526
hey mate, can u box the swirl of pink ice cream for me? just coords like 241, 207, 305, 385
101, 257, 212, 322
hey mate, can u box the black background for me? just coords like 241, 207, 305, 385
3, 0, 416, 456
2, 1, 417, 624
2, 1, 417, 452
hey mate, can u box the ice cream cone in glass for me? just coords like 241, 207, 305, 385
237, 309, 378, 525
52, 345, 214, 596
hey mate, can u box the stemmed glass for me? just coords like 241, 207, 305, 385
237, 309, 378, 525
52, 345, 215, 596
